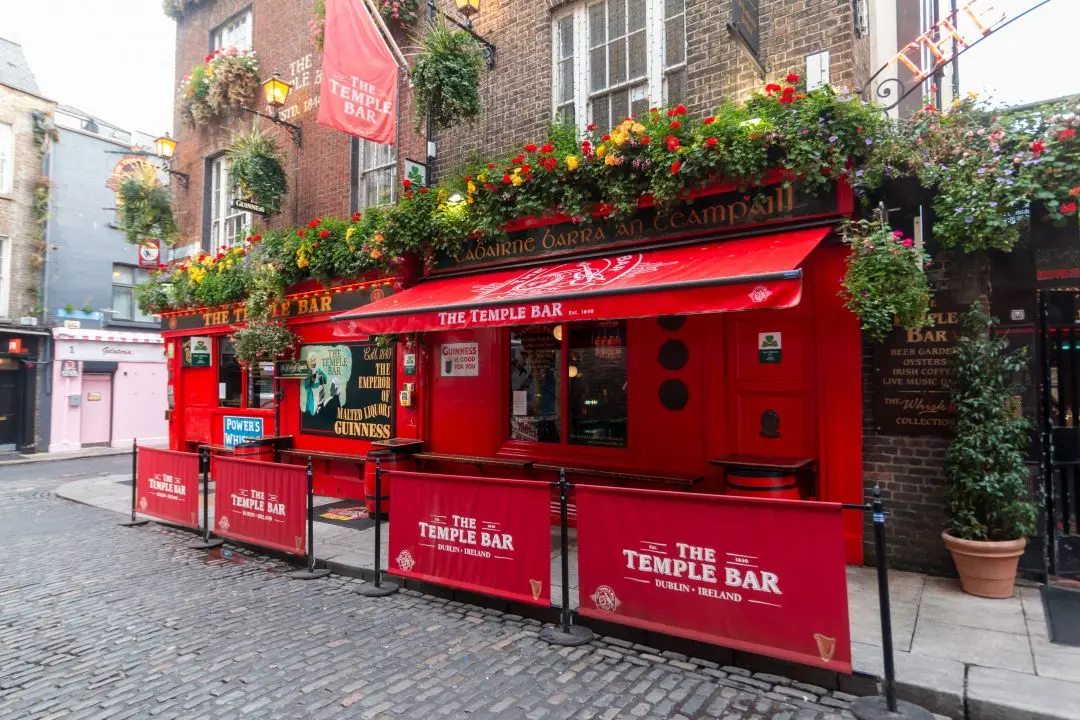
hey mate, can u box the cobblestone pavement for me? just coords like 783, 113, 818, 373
0, 478, 859, 720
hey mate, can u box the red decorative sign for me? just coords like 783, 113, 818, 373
212, 457, 307, 556
388, 471, 552, 605
136, 447, 200, 529
317, 0, 398, 145
575, 485, 852, 671
137, 240, 161, 268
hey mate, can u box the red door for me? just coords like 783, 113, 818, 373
80, 374, 113, 447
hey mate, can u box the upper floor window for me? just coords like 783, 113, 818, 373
0, 123, 13, 194
111, 264, 155, 323
211, 8, 252, 52
355, 139, 396, 210
553, 0, 687, 132
0, 236, 10, 318
208, 155, 251, 250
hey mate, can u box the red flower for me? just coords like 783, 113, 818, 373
297, 229, 306, 237
179, 264, 187, 271
512, 154, 525, 164
312, 242, 319, 248
581, 140, 592, 154
216, 252, 225, 259
487, 162, 496, 169
924, 104, 936, 112
586, 123, 596, 131
524, 143, 538, 153
203, 53, 214, 63
502, 174, 512, 184
319, 230, 330, 239
670, 160, 681, 174
672, 104, 687, 116
601, 134, 611, 141
402, 178, 412, 187
1070, 186, 1080, 196
541, 156, 558, 171
665, 135, 680, 151
420, 187, 430, 194
1063, 202, 1078, 214
669, 120, 681, 130
786, 72, 800, 84
703, 116, 715, 125
540, 143, 554, 154
308, 218, 320, 228
1032, 139, 1046, 157
705, 137, 718, 147
640, 136, 650, 145
1060, 128, 1077, 141
765, 83, 782, 94
252, 234, 261, 242
352, 212, 362, 222
485, 183, 497, 192
779, 87, 795, 104
521, 164, 531, 173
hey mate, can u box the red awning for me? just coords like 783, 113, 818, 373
333, 227, 831, 335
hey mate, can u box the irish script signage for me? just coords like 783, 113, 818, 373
432, 182, 841, 273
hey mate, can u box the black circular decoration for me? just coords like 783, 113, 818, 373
659, 379, 689, 411
760, 409, 781, 438
658, 339, 689, 371
657, 315, 686, 331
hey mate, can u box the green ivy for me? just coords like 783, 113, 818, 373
411, 19, 484, 133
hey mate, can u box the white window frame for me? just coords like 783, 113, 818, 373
208, 155, 251, 250
0, 123, 13, 195
111, 264, 154, 324
552, 0, 687, 131
355, 139, 397, 210
0, 236, 11, 318
210, 8, 253, 52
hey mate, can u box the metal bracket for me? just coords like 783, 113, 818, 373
242, 107, 302, 147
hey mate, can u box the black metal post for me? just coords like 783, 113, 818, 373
190, 446, 223, 549
358, 459, 399, 596
289, 459, 330, 579
850, 488, 932, 720
119, 439, 148, 527
539, 469, 593, 646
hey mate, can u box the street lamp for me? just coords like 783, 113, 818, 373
242, 69, 302, 146
428, 0, 495, 68
152, 132, 189, 190
454, 0, 481, 24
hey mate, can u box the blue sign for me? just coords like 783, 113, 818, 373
223, 415, 264, 448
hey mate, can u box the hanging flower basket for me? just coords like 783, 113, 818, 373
177, 47, 261, 126
116, 164, 177, 246
227, 123, 288, 215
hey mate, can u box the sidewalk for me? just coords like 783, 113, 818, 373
57, 474, 1080, 720
0, 445, 151, 466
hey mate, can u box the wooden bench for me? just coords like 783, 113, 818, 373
532, 464, 703, 487
412, 452, 534, 469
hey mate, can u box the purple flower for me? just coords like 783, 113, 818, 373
828, 135, 838, 143
855, 169, 864, 177
989, 201, 998, 208
865, 138, 874, 145
965, 216, 974, 223
977, 168, 986, 174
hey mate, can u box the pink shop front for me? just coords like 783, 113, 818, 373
46, 328, 169, 451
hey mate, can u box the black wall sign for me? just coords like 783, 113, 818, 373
728, 0, 763, 75
298, 343, 395, 440
873, 295, 963, 436
232, 198, 270, 216
433, 182, 839, 273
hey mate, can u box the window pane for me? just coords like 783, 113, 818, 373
665, 0, 684, 16
112, 265, 134, 285
630, 93, 649, 119
590, 94, 610, 132
665, 68, 687, 104
249, 362, 276, 409
589, 46, 606, 91
569, 321, 627, 448
610, 88, 630, 124
509, 326, 562, 443
559, 58, 575, 103
112, 288, 132, 320
218, 338, 243, 408
559, 15, 575, 60
665, 15, 686, 67
558, 104, 576, 124
628, 0, 646, 32
607, 36, 627, 86
588, 3, 606, 47
607, 0, 626, 39
628, 30, 647, 79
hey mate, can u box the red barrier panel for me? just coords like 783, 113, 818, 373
212, 456, 308, 556
576, 485, 851, 672
388, 470, 552, 605
136, 446, 200, 529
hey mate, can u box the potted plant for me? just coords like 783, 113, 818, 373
117, 165, 177, 246
943, 300, 1037, 598
227, 123, 288, 215
411, 18, 484, 132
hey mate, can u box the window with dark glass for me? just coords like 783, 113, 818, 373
568, 321, 628, 447
509, 325, 562, 443
248, 361, 276, 409
218, 337, 243, 408
507, 320, 628, 448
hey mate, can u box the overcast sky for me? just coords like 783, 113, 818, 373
0, 0, 1076, 136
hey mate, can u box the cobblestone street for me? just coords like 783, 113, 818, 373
0, 470, 859, 720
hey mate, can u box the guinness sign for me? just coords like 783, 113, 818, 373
232, 198, 270, 216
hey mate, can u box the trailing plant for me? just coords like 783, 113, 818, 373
177, 47, 260, 125
226, 123, 288, 214
840, 217, 932, 342
411, 19, 484, 132
117, 165, 177, 246
230, 263, 297, 367
945, 301, 1037, 542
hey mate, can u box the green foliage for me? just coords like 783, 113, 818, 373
227, 123, 288, 215
117, 165, 177, 246
63, 304, 75, 314
840, 218, 932, 342
177, 47, 260, 126
945, 301, 1038, 541
411, 19, 484, 133
231, 321, 296, 367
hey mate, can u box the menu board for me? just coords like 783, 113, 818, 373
299, 343, 394, 440
873, 297, 962, 436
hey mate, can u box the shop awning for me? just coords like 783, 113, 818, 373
333, 226, 831, 335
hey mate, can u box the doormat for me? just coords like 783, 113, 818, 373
313, 500, 376, 531
1043, 584, 1080, 647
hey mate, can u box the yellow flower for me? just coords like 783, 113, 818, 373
297, 250, 309, 269
632, 122, 645, 134
605, 153, 620, 166
345, 226, 355, 242
967, 90, 979, 100
467, 180, 477, 194
477, 173, 487, 183
610, 129, 628, 146
565, 155, 580, 171
510, 172, 524, 186
596, 144, 608, 158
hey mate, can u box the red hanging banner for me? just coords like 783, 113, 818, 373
576, 485, 852, 672
136, 446, 200, 529
388, 471, 552, 605
317, 0, 398, 144
212, 456, 308, 556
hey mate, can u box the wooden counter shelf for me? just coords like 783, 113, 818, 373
412, 452, 534, 469
708, 455, 814, 472
278, 448, 367, 465
532, 464, 703, 487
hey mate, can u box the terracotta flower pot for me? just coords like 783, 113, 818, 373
942, 532, 1026, 599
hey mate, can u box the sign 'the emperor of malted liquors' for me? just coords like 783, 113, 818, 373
433, 182, 839, 273
298, 343, 394, 440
